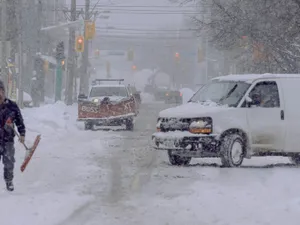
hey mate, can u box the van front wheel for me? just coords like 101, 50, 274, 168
289, 154, 300, 165
220, 134, 245, 167
168, 150, 191, 166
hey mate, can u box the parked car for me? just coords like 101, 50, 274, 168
164, 90, 183, 104
152, 86, 167, 101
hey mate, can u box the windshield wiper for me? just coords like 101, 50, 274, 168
219, 84, 237, 103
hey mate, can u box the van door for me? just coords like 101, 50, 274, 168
243, 80, 285, 151
279, 78, 300, 152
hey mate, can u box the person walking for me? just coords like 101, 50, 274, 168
0, 80, 25, 191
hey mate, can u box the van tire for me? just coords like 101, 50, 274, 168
220, 134, 245, 167
125, 119, 134, 131
84, 121, 93, 130
168, 150, 191, 166
289, 154, 300, 165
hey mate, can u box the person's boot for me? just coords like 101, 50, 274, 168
6, 181, 14, 192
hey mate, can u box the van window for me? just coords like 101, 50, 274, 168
247, 81, 280, 108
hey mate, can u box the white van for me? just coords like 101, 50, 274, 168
152, 74, 300, 167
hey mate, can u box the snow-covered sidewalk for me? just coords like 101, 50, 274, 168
0, 102, 116, 225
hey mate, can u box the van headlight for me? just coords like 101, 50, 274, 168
93, 99, 99, 103
189, 119, 212, 134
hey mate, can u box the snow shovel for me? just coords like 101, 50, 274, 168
12, 126, 41, 172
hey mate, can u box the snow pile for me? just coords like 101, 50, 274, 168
23, 92, 32, 102
22, 101, 75, 137
152, 72, 171, 88
131, 69, 153, 92
180, 88, 195, 104
0, 102, 114, 225
16, 89, 32, 102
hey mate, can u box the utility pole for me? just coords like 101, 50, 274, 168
17, 0, 23, 108
80, 0, 90, 95
1, 0, 7, 95
65, 0, 76, 105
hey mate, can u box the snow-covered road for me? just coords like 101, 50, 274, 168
1, 101, 300, 225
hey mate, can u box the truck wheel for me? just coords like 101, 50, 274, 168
168, 150, 191, 166
289, 154, 300, 165
84, 121, 93, 130
125, 119, 134, 131
220, 134, 245, 167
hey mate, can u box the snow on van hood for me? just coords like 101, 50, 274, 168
159, 101, 230, 118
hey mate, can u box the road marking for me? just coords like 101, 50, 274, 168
130, 151, 157, 192
130, 171, 141, 191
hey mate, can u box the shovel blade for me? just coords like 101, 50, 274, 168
20, 135, 41, 172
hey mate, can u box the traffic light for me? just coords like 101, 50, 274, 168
240, 36, 249, 49
55, 41, 65, 61
174, 52, 180, 62
132, 65, 137, 71
95, 49, 100, 58
85, 21, 96, 40
75, 36, 84, 52
127, 49, 134, 61
61, 60, 65, 70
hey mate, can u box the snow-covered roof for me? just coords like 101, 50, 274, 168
213, 74, 300, 83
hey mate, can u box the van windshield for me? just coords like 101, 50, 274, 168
189, 81, 251, 107
90, 86, 128, 97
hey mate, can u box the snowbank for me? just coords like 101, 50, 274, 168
131, 69, 154, 92
16, 89, 32, 102
0, 102, 114, 225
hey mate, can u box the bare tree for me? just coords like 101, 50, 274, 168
188, 0, 300, 73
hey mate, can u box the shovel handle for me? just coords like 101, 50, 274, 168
12, 127, 30, 150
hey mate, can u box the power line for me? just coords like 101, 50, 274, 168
95, 31, 197, 36
95, 35, 198, 40
48, 9, 205, 14
96, 33, 197, 37
95, 27, 198, 31
95, 29, 198, 35
73, 4, 209, 8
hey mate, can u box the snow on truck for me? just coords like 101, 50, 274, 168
152, 74, 300, 167
77, 79, 139, 130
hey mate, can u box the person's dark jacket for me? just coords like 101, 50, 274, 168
0, 98, 25, 144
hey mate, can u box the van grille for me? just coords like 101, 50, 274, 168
158, 117, 212, 132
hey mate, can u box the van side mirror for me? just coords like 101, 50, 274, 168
245, 95, 253, 107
